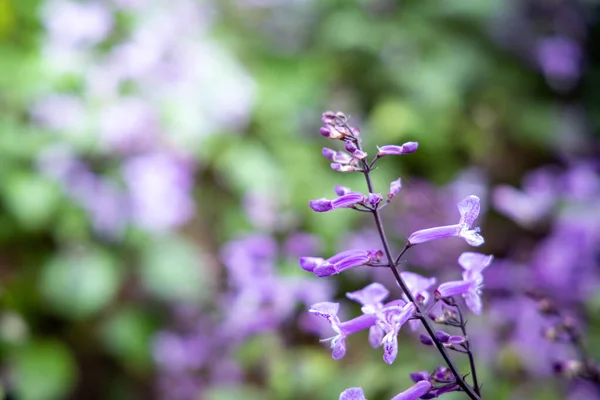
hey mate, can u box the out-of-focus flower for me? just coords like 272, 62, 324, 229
122, 153, 195, 233
408, 195, 484, 246
493, 167, 557, 227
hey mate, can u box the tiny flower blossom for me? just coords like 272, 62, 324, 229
391, 381, 432, 400
309, 302, 377, 359
400, 271, 436, 330
388, 178, 402, 199
331, 163, 361, 172
346, 283, 391, 348
334, 185, 352, 196
309, 192, 366, 213
407, 195, 484, 247
436, 252, 494, 314
377, 142, 419, 156
299, 249, 383, 277
379, 302, 416, 364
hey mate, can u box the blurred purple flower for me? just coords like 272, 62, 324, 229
42, 0, 113, 48
122, 153, 195, 233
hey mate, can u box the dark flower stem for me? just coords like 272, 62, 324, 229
455, 300, 481, 396
354, 149, 481, 400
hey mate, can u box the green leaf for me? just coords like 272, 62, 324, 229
139, 235, 211, 303
2, 172, 60, 230
99, 308, 155, 373
11, 339, 77, 400
40, 248, 122, 319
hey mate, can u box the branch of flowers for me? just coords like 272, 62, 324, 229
345, 129, 480, 400
455, 299, 481, 396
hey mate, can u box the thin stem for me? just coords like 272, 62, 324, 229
345, 127, 480, 400
456, 302, 481, 396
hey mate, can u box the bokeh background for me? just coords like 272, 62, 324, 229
1, 0, 599, 399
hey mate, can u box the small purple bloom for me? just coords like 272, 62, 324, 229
388, 178, 402, 199
391, 381, 432, 400
334, 185, 352, 196
400, 271, 436, 331
339, 387, 366, 400
322, 147, 337, 160
436, 252, 493, 314
299, 249, 383, 277
377, 142, 419, 156
419, 334, 434, 346
309, 302, 377, 359
407, 195, 484, 246
380, 302, 416, 364
367, 193, 383, 208
435, 330, 466, 345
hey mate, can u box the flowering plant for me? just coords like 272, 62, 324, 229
300, 111, 494, 400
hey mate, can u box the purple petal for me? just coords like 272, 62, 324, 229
388, 178, 402, 199
334, 185, 352, 196
339, 387, 366, 400
382, 333, 398, 364
368, 325, 384, 348
331, 336, 347, 359
377, 142, 419, 156
322, 147, 336, 160
309, 198, 333, 212
391, 381, 432, 400
464, 291, 482, 314
459, 226, 485, 247
308, 302, 340, 320
437, 280, 474, 298
332, 192, 365, 209
299, 257, 325, 272
458, 252, 493, 273
408, 224, 462, 245
313, 263, 338, 277
346, 282, 390, 306
457, 195, 481, 227
367, 193, 383, 207
410, 371, 431, 382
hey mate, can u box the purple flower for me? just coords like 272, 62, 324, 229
400, 271, 436, 330
309, 192, 366, 212
388, 178, 402, 199
122, 153, 195, 233
309, 302, 377, 359
379, 302, 416, 364
299, 249, 382, 277
436, 252, 493, 314
346, 283, 391, 348
407, 195, 484, 246
391, 381, 432, 400
334, 185, 352, 196
377, 142, 419, 156
339, 387, 366, 400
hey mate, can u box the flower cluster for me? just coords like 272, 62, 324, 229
299, 112, 492, 399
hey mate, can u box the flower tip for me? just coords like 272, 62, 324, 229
309, 198, 333, 212
402, 141, 419, 154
